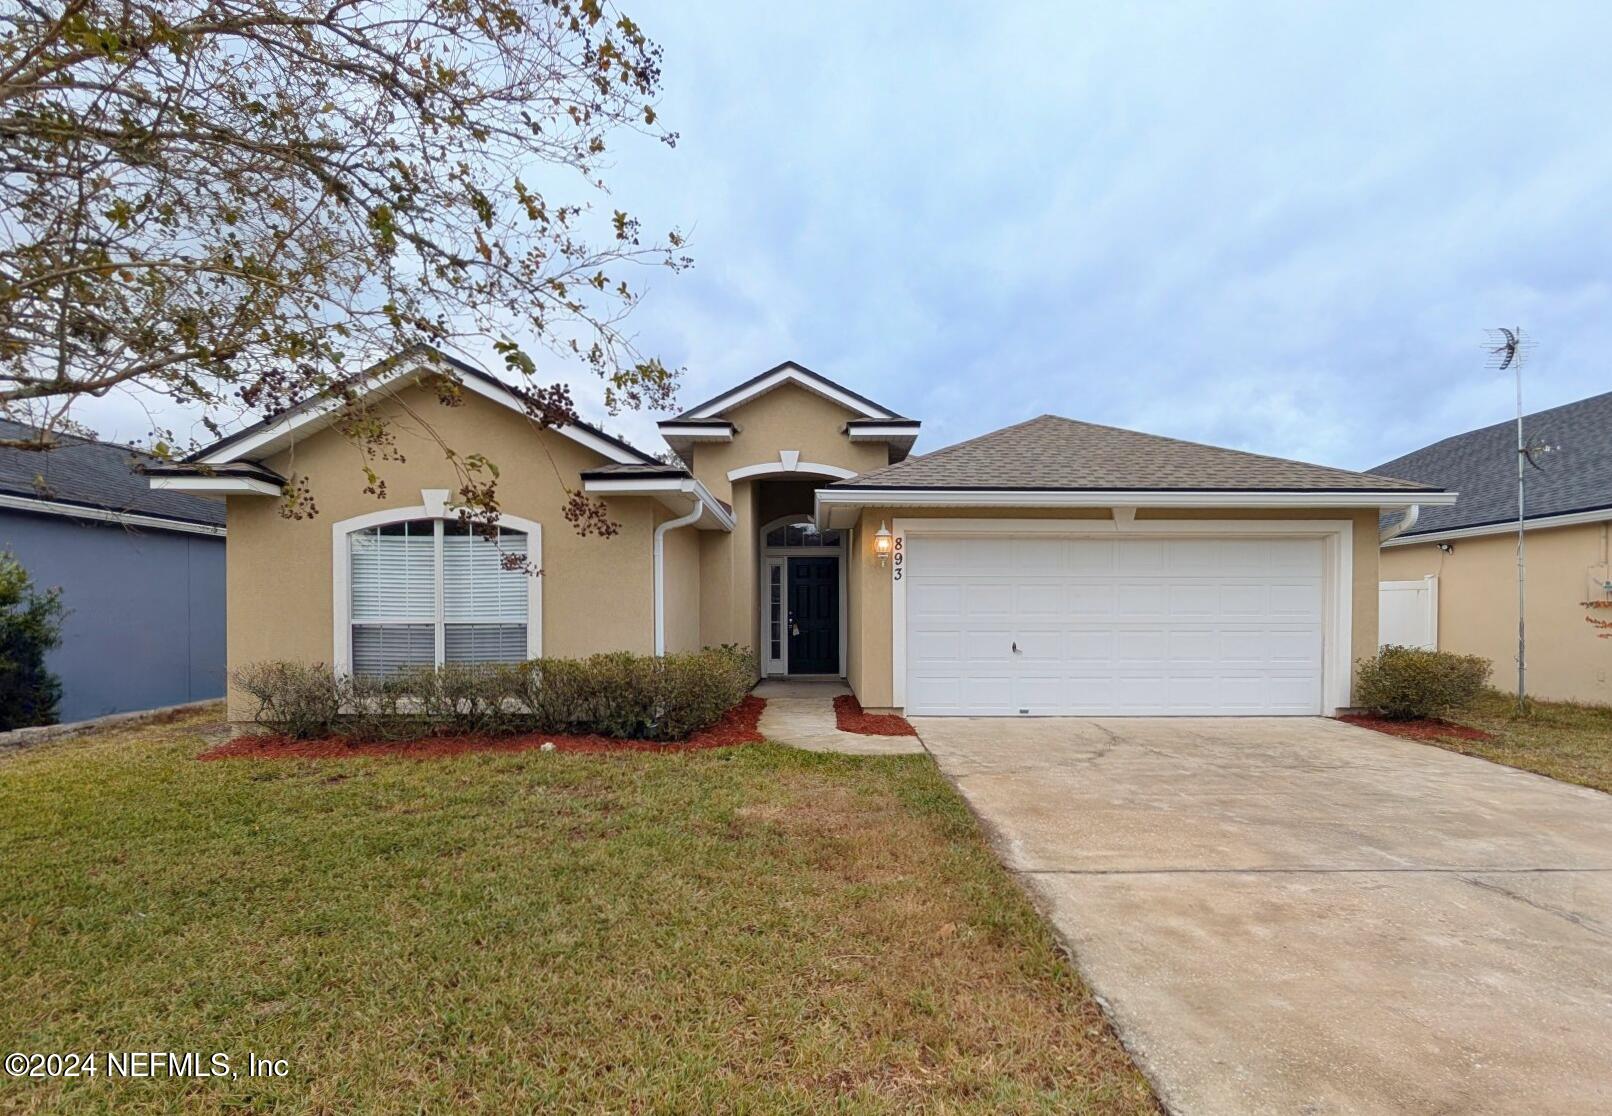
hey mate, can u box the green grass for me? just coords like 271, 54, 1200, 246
1432, 689, 1612, 794
0, 710, 1154, 1114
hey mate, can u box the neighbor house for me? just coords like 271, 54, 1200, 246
0, 419, 227, 722
1374, 391, 1612, 705
150, 347, 1452, 720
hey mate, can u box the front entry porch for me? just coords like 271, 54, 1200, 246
758, 504, 847, 678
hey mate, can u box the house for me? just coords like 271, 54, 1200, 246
149, 347, 1451, 720
0, 419, 227, 722
1374, 391, 1612, 705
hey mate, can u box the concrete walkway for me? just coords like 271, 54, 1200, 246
916, 715, 1612, 1116
755, 680, 925, 755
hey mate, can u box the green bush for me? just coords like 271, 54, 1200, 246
232, 646, 754, 742
1354, 645, 1491, 720
0, 552, 64, 731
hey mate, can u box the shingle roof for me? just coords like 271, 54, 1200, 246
834, 414, 1439, 492
0, 419, 226, 526
1372, 390, 1612, 537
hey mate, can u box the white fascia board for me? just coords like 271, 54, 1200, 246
846, 424, 921, 440
198, 355, 646, 467
685, 365, 895, 421
816, 487, 1455, 509
815, 486, 1453, 530
149, 476, 282, 497
1383, 505, 1612, 547
656, 422, 733, 442
581, 476, 735, 531
0, 492, 227, 536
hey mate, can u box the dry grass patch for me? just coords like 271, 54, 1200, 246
0, 711, 1155, 1114
1424, 689, 1612, 794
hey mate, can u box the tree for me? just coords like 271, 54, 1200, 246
0, 551, 64, 729
0, 0, 686, 523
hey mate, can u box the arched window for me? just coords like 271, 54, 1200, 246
334, 503, 541, 676
764, 520, 841, 549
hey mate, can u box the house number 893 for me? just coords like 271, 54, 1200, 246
892, 537, 904, 581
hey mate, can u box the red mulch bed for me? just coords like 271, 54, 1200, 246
1338, 712, 1494, 743
198, 695, 766, 761
833, 694, 917, 737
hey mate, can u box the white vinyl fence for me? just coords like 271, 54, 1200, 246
1379, 576, 1438, 650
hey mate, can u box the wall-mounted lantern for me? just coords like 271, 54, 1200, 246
874, 521, 893, 566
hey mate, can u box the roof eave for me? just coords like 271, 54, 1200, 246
815, 486, 1454, 529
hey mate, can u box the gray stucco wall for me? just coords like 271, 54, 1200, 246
0, 510, 226, 722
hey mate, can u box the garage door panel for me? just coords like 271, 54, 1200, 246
1013, 629, 1063, 662
905, 533, 1328, 716
1069, 583, 1118, 616
1116, 539, 1167, 571
1014, 581, 1066, 616
1012, 537, 1067, 573
909, 627, 964, 662
1067, 630, 1116, 660
1117, 629, 1169, 661
962, 674, 1015, 713
909, 580, 964, 618
1068, 540, 1116, 573
964, 582, 1013, 617
1169, 584, 1221, 616
1268, 582, 1324, 619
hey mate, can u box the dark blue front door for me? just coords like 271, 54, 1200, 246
787, 556, 839, 674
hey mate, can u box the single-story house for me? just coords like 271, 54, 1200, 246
0, 419, 227, 722
1374, 390, 1612, 705
151, 347, 1453, 720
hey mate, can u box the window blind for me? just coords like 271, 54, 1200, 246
347, 519, 530, 676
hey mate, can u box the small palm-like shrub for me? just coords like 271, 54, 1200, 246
1354, 646, 1490, 720
232, 645, 754, 742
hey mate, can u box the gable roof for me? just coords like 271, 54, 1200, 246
833, 414, 1442, 493
188, 346, 656, 468
1372, 390, 1612, 540
671, 361, 907, 421
0, 419, 225, 529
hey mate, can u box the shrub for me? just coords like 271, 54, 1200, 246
232, 646, 754, 742
0, 553, 64, 731
1354, 646, 1491, 720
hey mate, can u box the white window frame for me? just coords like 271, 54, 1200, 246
757, 513, 849, 678
332, 493, 543, 674
889, 517, 1355, 715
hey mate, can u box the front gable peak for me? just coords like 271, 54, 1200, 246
658, 360, 921, 463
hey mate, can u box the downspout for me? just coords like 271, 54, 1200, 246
654, 496, 704, 655
1379, 504, 1420, 544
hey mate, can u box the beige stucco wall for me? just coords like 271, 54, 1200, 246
1381, 520, 1612, 704
686, 382, 890, 664
660, 507, 703, 654
685, 383, 890, 503
847, 506, 1381, 711
223, 382, 664, 718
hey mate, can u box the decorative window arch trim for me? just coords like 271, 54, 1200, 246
727, 454, 858, 482
331, 493, 543, 674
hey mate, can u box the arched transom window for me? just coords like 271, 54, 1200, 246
764, 520, 841, 549
340, 513, 539, 676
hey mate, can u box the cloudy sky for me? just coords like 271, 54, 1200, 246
79, 1, 1612, 473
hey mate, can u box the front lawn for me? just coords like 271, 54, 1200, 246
1414, 690, 1612, 794
0, 710, 1155, 1114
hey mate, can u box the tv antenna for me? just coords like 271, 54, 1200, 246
1485, 328, 1545, 714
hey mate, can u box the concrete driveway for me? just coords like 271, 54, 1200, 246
913, 716, 1612, 1116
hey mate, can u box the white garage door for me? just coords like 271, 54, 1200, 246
904, 534, 1325, 716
